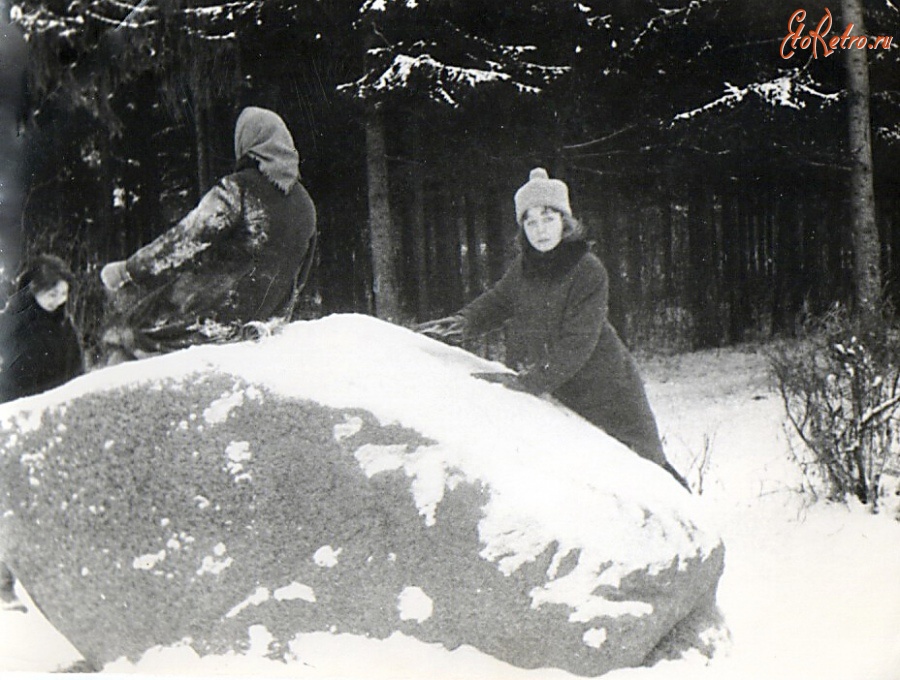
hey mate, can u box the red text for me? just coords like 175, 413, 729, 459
781, 9, 893, 59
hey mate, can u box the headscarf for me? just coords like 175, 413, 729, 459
233, 107, 300, 194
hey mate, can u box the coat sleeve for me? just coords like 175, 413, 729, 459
519, 258, 608, 395
459, 260, 520, 336
0, 329, 49, 401
0, 315, 85, 402
0, 351, 32, 402
0, 309, 32, 402
125, 176, 243, 286
63, 318, 86, 381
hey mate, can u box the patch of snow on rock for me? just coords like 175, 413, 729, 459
203, 390, 245, 424
246, 624, 274, 657
226, 587, 271, 619
313, 545, 341, 568
225, 440, 253, 480
582, 627, 607, 649
397, 586, 433, 623
333, 415, 364, 441
197, 543, 233, 576
274, 582, 316, 603
353, 443, 455, 526
353, 443, 405, 476
132, 550, 166, 571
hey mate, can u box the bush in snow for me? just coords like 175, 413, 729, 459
769, 307, 900, 512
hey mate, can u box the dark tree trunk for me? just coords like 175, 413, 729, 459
97, 74, 115, 259
661, 198, 676, 302
689, 177, 721, 348
138, 130, 162, 249
484, 184, 507, 283
0, 0, 26, 277
365, 102, 402, 321
439, 182, 463, 311
724, 183, 747, 342
626, 199, 643, 341
190, 58, 211, 197
409, 167, 429, 317
424, 180, 440, 314
457, 190, 472, 303
408, 121, 429, 318
771, 186, 800, 335
603, 191, 628, 339
842, 0, 881, 327
468, 175, 490, 296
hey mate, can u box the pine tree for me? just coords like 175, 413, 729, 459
338, 0, 572, 320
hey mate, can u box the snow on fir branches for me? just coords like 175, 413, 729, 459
338, 46, 568, 106
673, 72, 842, 121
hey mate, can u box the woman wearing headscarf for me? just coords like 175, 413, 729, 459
100, 107, 317, 356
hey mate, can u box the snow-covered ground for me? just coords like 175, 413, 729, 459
2, 332, 900, 680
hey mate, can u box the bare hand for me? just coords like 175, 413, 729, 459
100, 261, 131, 291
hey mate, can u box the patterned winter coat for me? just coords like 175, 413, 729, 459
0, 290, 84, 403
461, 240, 667, 466
118, 167, 317, 353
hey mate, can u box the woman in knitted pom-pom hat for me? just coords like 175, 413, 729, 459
418, 168, 688, 489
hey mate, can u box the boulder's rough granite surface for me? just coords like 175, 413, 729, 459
0, 315, 724, 676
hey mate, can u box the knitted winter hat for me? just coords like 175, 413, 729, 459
234, 107, 300, 194
513, 168, 572, 223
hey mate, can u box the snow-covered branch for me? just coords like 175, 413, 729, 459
673, 74, 840, 122
339, 52, 547, 106
10, 4, 83, 37
632, 0, 711, 49
860, 394, 900, 427
575, 5, 612, 30
339, 14, 570, 106
82, 7, 155, 30
435, 20, 570, 80
12, 0, 260, 41
563, 124, 639, 151
876, 124, 900, 143
361, 0, 421, 11
182, 1, 260, 17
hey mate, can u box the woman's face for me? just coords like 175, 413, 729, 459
522, 207, 564, 252
34, 280, 69, 312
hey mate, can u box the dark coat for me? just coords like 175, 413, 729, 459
117, 167, 317, 353
0, 290, 84, 403
461, 241, 667, 466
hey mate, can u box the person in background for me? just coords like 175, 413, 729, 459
0, 254, 84, 402
0, 561, 24, 612
0, 253, 85, 612
418, 168, 689, 490
100, 106, 317, 358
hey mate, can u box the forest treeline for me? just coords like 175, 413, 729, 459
3, 0, 899, 356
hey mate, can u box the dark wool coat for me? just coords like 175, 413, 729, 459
0, 290, 84, 403
119, 167, 317, 353
461, 241, 667, 466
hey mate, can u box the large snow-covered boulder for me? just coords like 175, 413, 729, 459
0, 314, 724, 676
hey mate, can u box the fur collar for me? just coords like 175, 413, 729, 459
521, 239, 589, 279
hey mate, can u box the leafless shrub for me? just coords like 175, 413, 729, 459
768, 306, 900, 512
